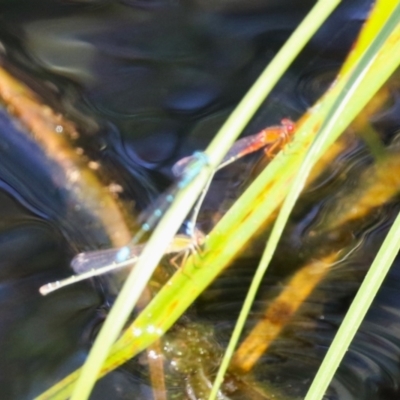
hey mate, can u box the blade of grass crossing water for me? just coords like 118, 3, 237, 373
304, 214, 400, 400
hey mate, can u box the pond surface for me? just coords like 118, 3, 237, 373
1, 1, 400, 399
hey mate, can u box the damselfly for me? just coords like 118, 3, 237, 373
39, 119, 295, 295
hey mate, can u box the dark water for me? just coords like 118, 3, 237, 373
1, 0, 400, 399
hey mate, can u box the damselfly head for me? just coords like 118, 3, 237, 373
281, 118, 296, 133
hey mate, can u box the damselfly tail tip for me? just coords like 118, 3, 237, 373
39, 281, 60, 296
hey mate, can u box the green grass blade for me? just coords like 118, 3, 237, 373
304, 215, 400, 394
209, 4, 400, 400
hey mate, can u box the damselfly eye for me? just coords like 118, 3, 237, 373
281, 118, 296, 133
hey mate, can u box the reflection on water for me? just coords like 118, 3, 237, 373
1, 0, 400, 399
0, 190, 102, 398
